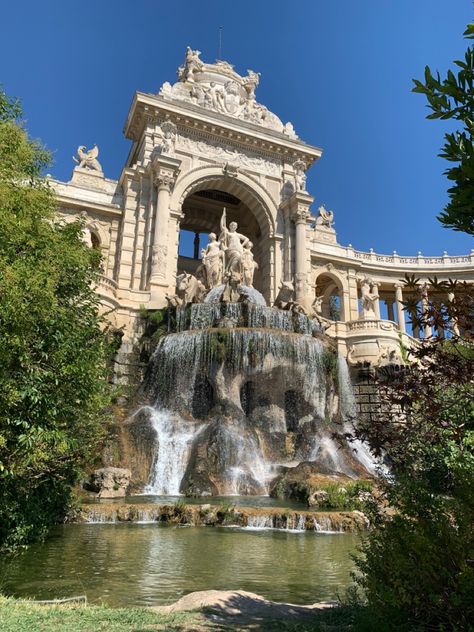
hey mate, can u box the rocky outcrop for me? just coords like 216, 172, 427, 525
269, 462, 374, 510
83, 467, 131, 498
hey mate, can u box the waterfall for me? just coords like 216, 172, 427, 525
132, 300, 375, 497
147, 329, 329, 417
144, 408, 204, 495
174, 301, 324, 335
337, 354, 380, 475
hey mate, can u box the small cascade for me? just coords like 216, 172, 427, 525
246, 515, 274, 529
144, 408, 204, 495
175, 301, 323, 336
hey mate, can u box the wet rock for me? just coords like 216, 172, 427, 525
307, 490, 329, 508
122, 408, 159, 491
84, 467, 131, 498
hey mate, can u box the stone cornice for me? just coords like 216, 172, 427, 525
55, 194, 123, 218
124, 92, 322, 167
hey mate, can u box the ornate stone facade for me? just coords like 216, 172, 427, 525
50, 50, 474, 379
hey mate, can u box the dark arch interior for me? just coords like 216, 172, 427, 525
178, 188, 263, 291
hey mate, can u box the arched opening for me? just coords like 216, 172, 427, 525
314, 273, 345, 321
90, 230, 101, 250
177, 187, 266, 296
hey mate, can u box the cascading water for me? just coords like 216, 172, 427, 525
143, 408, 205, 495
131, 290, 374, 496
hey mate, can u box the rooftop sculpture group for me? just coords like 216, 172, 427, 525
159, 48, 298, 137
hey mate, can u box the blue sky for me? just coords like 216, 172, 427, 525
1, 0, 472, 256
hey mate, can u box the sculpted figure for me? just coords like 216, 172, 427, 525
293, 159, 307, 192
242, 69, 260, 99
315, 205, 334, 228
219, 208, 249, 279
209, 82, 226, 112
312, 294, 323, 316
183, 47, 203, 82
202, 233, 224, 288
273, 281, 295, 310
73, 144, 102, 171
172, 272, 206, 305
359, 277, 378, 320
283, 122, 297, 138
155, 121, 177, 155
241, 241, 258, 287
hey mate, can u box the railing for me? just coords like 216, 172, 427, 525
347, 319, 399, 333
348, 247, 473, 268
96, 274, 118, 297
312, 239, 474, 269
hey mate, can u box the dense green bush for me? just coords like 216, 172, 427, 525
351, 308, 474, 629
0, 89, 112, 553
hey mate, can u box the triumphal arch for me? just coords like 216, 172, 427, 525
51, 48, 474, 380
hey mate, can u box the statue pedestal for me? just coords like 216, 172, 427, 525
70, 166, 107, 191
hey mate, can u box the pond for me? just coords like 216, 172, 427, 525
1, 524, 359, 607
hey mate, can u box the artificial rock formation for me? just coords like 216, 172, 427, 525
84, 466, 131, 498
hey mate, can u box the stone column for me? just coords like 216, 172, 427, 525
386, 299, 395, 322
394, 283, 406, 333
292, 207, 310, 302
193, 232, 200, 259
149, 155, 181, 296
421, 283, 432, 338
372, 282, 381, 319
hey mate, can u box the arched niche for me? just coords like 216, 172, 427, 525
313, 269, 348, 322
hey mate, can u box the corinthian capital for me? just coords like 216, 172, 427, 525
154, 171, 176, 191
291, 206, 310, 224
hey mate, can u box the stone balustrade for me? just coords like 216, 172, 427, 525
347, 319, 399, 333
351, 248, 473, 267
96, 274, 118, 298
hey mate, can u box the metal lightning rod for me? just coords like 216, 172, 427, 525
218, 26, 223, 60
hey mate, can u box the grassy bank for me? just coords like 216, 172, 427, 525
0, 595, 362, 631
0, 597, 200, 632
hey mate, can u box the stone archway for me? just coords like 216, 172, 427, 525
170, 166, 279, 302
313, 269, 348, 322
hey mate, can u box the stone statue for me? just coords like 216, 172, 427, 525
293, 159, 307, 192
273, 281, 296, 310
155, 121, 177, 155
312, 294, 323, 316
242, 69, 260, 99
73, 144, 102, 171
183, 47, 203, 82
209, 82, 226, 112
241, 241, 258, 287
219, 208, 250, 279
315, 205, 334, 228
283, 122, 298, 139
359, 277, 378, 320
167, 272, 206, 307
202, 232, 224, 288
79, 211, 93, 247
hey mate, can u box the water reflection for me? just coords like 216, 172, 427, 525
1, 524, 358, 607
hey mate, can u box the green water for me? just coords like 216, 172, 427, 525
1, 524, 359, 607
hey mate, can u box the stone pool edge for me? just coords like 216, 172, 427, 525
72, 502, 369, 532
